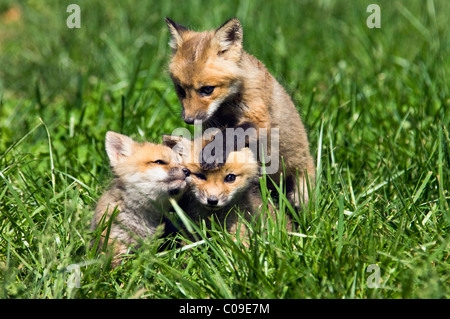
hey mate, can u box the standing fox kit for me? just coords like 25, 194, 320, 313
165, 17, 315, 208
91, 131, 190, 265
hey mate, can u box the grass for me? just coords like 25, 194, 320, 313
0, 0, 449, 299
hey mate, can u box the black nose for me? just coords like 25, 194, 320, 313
184, 117, 194, 124
207, 196, 218, 206
182, 168, 190, 176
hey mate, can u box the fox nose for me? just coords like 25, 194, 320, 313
182, 168, 190, 176
184, 117, 195, 124
207, 196, 219, 206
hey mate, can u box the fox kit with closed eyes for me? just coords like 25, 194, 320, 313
165, 17, 315, 209
91, 131, 190, 266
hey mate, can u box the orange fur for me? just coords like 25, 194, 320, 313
163, 135, 265, 244
92, 132, 190, 267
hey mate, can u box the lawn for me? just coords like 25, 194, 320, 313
0, 0, 449, 299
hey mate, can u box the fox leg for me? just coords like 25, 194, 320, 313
228, 219, 250, 248
109, 242, 129, 268
287, 173, 311, 210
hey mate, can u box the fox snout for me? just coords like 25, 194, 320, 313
200, 192, 228, 209
167, 166, 191, 197
183, 115, 196, 125
182, 108, 208, 125
182, 108, 196, 124
168, 166, 191, 180
182, 168, 191, 176
206, 195, 219, 206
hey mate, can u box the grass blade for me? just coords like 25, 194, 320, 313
412, 171, 432, 204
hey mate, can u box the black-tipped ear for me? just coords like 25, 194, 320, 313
162, 134, 184, 148
213, 18, 243, 53
162, 134, 192, 158
165, 17, 187, 52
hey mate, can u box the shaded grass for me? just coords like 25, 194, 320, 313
0, 0, 449, 299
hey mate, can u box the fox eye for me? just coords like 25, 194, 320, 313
153, 160, 167, 165
176, 84, 186, 99
224, 174, 236, 183
194, 173, 207, 180
199, 86, 215, 96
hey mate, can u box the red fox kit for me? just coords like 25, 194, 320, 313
91, 131, 190, 266
163, 135, 261, 239
165, 17, 315, 209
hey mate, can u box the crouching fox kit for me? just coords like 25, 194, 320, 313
91, 131, 190, 266
165, 17, 315, 208
163, 135, 262, 240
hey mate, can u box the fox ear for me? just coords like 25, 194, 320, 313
162, 134, 184, 149
162, 134, 191, 157
214, 18, 243, 55
165, 17, 187, 53
105, 131, 134, 167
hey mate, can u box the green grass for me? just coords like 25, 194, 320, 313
0, 0, 449, 299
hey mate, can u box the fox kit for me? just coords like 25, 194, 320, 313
91, 131, 190, 266
165, 17, 315, 209
163, 135, 261, 239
